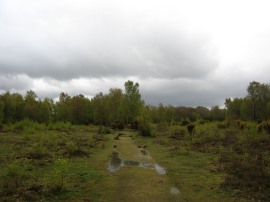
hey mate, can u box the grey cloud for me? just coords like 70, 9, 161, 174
133, 26, 218, 79
0, 30, 218, 80
140, 77, 247, 107
0, 0, 218, 81
1, 0, 269, 107
0, 74, 33, 91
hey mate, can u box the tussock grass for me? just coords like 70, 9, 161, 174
0, 123, 108, 201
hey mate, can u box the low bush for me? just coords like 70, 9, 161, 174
64, 141, 88, 157
27, 143, 51, 160
138, 120, 152, 137
156, 122, 169, 132
49, 122, 73, 132
181, 119, 190, 126
220, 149, 270, 200
130, 119, 140, 130
169, 126, 186, 140
13, 119, 45, 133
235, 120, 248, 130
219, 124, 270, 201
217, 121, 229, 129
97, 126, 111, 135
258, 120, 270, 134
111, 120, 125, 130
1, 161, 28, 196
45, 158, 69, 194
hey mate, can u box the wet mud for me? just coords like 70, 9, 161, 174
108, 142, 181, 196
108, 149, 166, 175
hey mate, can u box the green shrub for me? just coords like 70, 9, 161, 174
1, 161, 28, 195
217, 121, 229, 129
258, 120, 270, 134
111, 120, 125, 130
97, 126, 111, 134
189, 122, 227, 153
45, 158, 69, 193
66, 141, 77, 153
169, 125, 186, 140
49, 122, 73, 132
13, 120, 31, 132
13, 119, 45, 133
39, 132, 58, 147
235, 120, 247, 130
181, 119, 190, 126
156, 122, 169, 132
139, 122, 152, 137
130, 119, 140, 130
220, 149, 270, 200
64, 141, 88, 157
27, 143, 50, 160
219, 122, 270, 201
88, 136, 97, 148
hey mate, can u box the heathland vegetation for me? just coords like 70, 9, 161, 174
0, 80, 270, 201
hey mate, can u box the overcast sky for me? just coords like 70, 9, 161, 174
1, 0, 270, 107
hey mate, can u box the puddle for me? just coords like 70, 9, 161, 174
170, 187, 180, 195
154, 164, 166, 175
109, 156, 122, 172
108, 151, 166, 175
108, 158, 152, 173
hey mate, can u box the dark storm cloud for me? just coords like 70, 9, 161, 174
0, 0, 218, 81
0, 30, 217, 80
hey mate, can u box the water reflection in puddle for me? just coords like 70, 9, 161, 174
170, 187, 180, 195
108, 151, 166, 175
154, 164, 166, 175
109, 156, 122, 172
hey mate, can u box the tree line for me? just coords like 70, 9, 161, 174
0, 80, 268, 126
0, 80, 143, 126
0, 82, 226, 126
225, 81, 270, 121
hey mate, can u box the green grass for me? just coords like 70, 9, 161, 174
134, 135, 250, 202
0, 124, 108, 201
0, 123, 254, 201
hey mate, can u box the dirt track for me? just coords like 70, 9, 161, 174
103, 132, 183, 202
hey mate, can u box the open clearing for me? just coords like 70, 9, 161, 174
0, 126, 250, 202
102, 131, 183, 202
96, 131, 248, 202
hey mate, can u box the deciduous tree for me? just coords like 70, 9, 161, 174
123, 80, 143, 124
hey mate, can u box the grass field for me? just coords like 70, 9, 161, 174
0, 122, 253, 201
